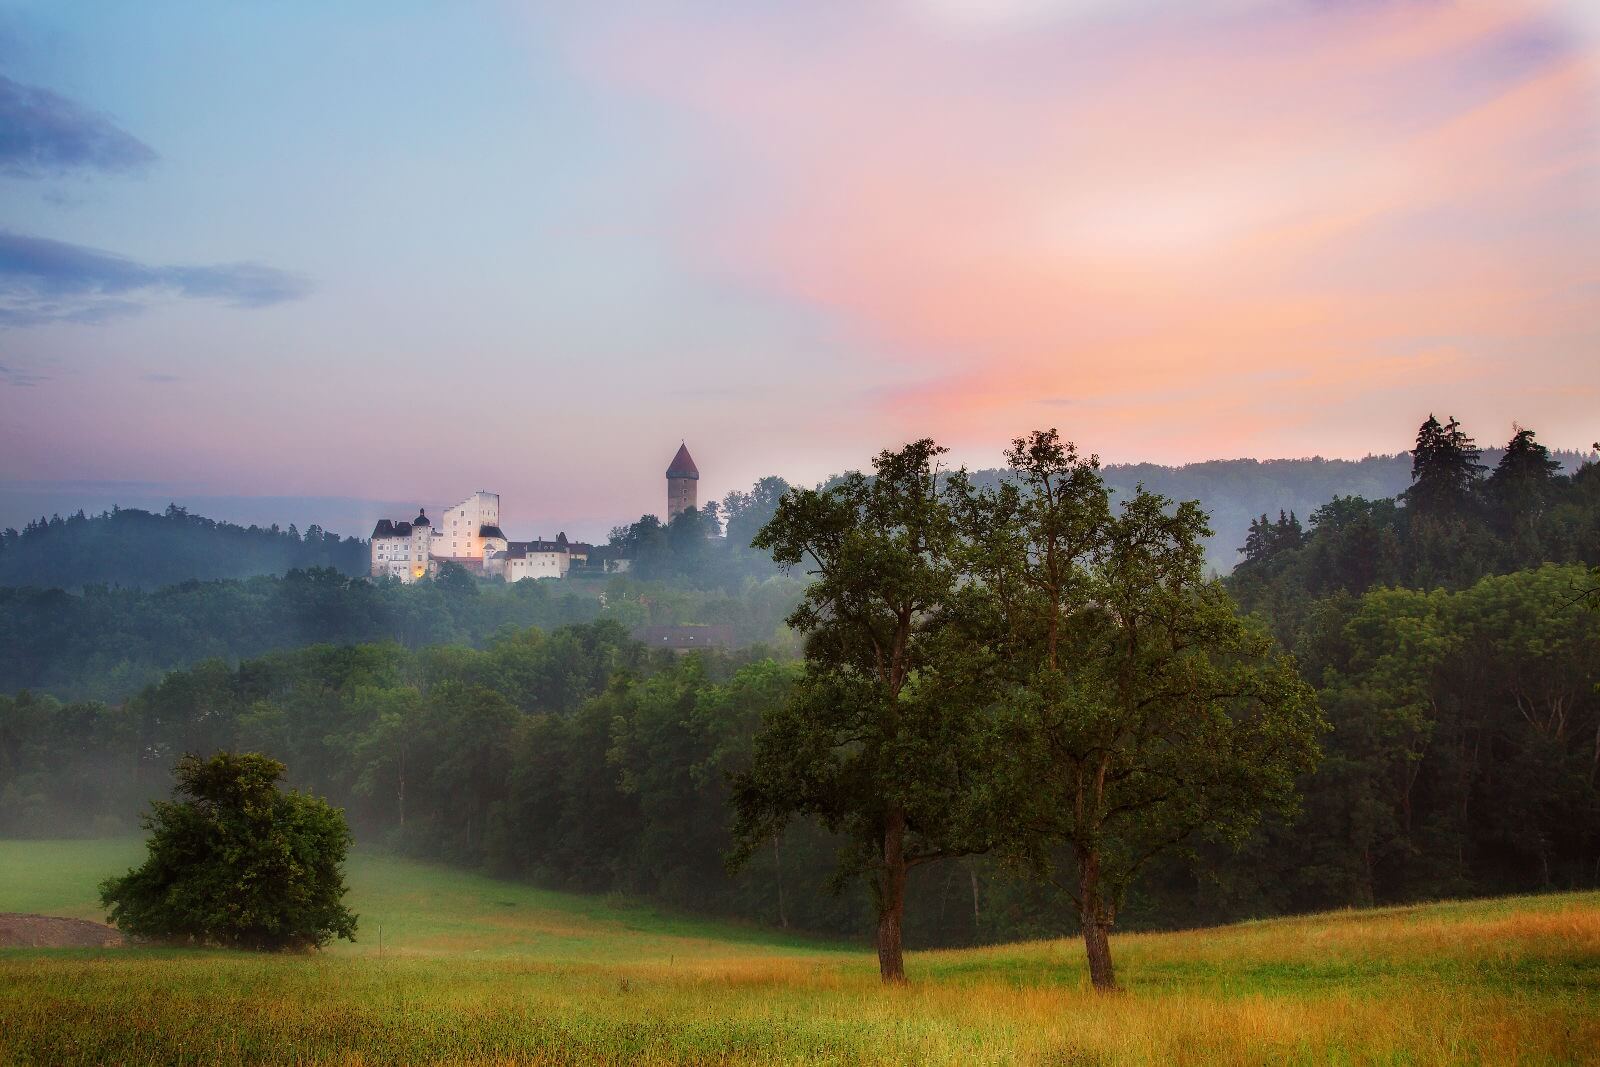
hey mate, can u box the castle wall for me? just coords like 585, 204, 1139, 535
504, 552, 565, 581
438, 491, 500, 560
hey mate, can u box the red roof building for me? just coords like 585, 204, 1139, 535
667, 443, 699, 520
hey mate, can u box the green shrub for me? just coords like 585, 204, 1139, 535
101, 752, 357, 950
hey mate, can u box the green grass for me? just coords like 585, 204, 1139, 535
0, 837, 145, 918
3, 839, 1597, 1065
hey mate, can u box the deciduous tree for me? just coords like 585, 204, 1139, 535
100, 751, 357, 950
970, 430, 1323, 991
732, 439, 994, 983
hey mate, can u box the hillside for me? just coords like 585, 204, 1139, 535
0, 506, 368, 590
975, 448, 1591, 572
6, 451, 1591, 591
3, 839, 1595, 1064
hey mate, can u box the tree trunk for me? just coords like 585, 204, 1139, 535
1078, 848, 1117, 992
970, 865, 981, 936
773, 834, 788, 929
877, 808, 909, 984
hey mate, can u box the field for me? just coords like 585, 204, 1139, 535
2, 840, 1597, 1065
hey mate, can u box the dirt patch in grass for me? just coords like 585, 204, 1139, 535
0, 913, 122, 948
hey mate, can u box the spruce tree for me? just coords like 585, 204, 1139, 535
1486, 426, 1564, 561
1487, 426, 1561, 509
1402, 415, 1486, 519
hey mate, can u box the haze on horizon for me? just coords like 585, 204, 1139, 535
1, 1, 1596, 535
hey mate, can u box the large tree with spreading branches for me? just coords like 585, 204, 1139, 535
963, 430, 1324, 990
731, 439, 996, 983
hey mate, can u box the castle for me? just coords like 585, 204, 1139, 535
369, 444, 699, 583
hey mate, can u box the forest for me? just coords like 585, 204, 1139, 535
8, 441, 1591, 703
0, 563, 806, 700
0, 505, 367, 589
2, 416, 1595, 948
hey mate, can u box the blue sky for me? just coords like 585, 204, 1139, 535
1, 1, 1596, 539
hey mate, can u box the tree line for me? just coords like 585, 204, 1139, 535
15, 449, 1588, 596
0, 565, 805, 701
6, 558, 1591, 939
0, 504, 368, 589
1230, 419, 1599, 641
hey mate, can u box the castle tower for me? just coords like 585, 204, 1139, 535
410, 508, 432, 581
666, 442, 699, 520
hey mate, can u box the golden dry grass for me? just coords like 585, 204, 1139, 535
2, 840, 1596, 1065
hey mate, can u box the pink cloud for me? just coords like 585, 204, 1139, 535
569, 1, 1599, 460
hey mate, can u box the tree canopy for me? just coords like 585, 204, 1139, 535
737, 431, 1323, 987
964, 430, 1322, 989
100, 752, 357, 950
734, 439, 994, 982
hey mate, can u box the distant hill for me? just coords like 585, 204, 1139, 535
1104, 454, 1415, 572
0, 505, 367, 590
973, 449, 1591, 572
5, 449, 1591, 589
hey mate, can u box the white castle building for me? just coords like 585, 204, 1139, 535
369, 445, 695, 584
369, 490, 589, 584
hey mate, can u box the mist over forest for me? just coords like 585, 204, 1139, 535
8, 448, 1593, 595
3, 415, 1598, 949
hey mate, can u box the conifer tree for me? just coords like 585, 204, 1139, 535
1485, 426, 1564, 562
1487, 427, 1562, 512
1402, 414, 1486, 519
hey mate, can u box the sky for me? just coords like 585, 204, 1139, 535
0, 1, 1596, 539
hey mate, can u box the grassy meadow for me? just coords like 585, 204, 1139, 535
2, 839, 1597, 1065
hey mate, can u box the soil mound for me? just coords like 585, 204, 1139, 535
0, 913, 124, 948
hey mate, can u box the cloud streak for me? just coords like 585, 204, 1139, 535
0, 230, 313, 326
571, 0, 1600, 458
0, 362, 48, 387
0, 73, 157, 178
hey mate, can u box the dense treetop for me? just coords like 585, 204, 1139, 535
1229, 421, 1599, 641
100, 752, 358, 950
0, 567, 804, 701
5, 563, 1593, 948
0, 505, 367, 589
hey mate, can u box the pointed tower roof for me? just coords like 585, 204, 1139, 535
666, 443, 699, 480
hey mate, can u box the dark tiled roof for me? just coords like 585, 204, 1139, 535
478, 525, 506, 539
666, 443, 699, 479
372, 519, 414, 539
412, 509, 431, 527
631, 624, 734, 649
